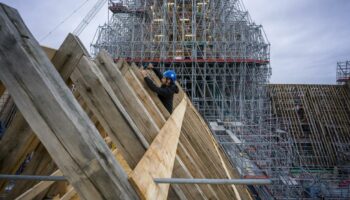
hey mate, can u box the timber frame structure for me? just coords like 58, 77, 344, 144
0, 3, 254, 200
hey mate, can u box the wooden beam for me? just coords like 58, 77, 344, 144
71, 55, 146, 168
0, 4, 138, 199
1, 27, 85, 194
129, 98, 187, 200
0, 35, 86, 193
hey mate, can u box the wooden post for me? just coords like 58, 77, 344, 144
129, 98, 187, 200
0, 4, 138, 199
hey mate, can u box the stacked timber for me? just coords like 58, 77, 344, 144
0, 3, 251, 200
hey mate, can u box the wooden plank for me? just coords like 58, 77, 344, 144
129, 98, 187, 200
0, 4, 138, 199
71, 56, 146, 168
15, 170, 62, 200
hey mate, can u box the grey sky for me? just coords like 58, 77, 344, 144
244, 0, 350, 84
1, 0, 349, 84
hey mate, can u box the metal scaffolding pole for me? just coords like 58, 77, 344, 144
154, 178, 272, 185
0, 174, 66, 181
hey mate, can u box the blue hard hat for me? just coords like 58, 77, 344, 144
163, 70, 177, 82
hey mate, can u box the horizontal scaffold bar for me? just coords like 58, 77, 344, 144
115, 58, 270, 64
154, 178, 272, 185
0, 174, 66, 181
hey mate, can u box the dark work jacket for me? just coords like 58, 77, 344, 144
144, 68, 179, 113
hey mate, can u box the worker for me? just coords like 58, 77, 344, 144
140, 65, 179, 113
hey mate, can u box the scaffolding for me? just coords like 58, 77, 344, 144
268, 84, 350, 199
90, 0, 349, 199
337, 61, 350, 84
91, 0, 271, 124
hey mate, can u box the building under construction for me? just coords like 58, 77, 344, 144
0, 0, 349, 199
90, 0, 350, 199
